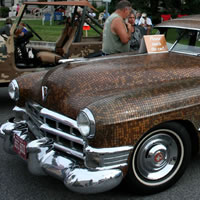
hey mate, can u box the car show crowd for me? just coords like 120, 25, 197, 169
0, 0, 152, 57
102, 0, 152, 55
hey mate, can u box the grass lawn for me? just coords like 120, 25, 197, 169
0, 19, 102, 42
1, 19, 189, 45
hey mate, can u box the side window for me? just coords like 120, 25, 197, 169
165, 28, 178, 48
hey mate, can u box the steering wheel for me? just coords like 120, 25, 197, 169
25, 23, 43, 40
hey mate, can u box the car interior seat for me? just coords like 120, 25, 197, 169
36, 23, 78, 64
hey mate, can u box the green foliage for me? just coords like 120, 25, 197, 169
97, 5, 106, 13
182, 0, 200, 14
92, 1, 97, 8
107, 0, 200, 24
0, 7, 10, 18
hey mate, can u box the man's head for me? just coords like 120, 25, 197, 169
5, 18, 12, 25
136, 11, 141, 19
128, 11, 135, 25
142, 13, 147, 18
116, 0, 132, 19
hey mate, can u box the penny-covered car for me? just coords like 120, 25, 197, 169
0, 1, 102, 85
1, 15, 200, 195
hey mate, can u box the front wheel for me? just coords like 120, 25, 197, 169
126, 122, 191, 194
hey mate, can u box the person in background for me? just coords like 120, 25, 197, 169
139, 12, 152, 35
98, 11, 104, 25
128, 11, 144, 50
135, 11, 141, 26
103, 9, 110, 23
16, 4, 20, 16
14, 22, 28, 37
0, 18, 12, 36
102, 0, 132, 55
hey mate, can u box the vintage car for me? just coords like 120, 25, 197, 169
0, 1, 102, 85
1, 15, 200, 195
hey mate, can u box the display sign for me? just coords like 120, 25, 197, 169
139, 34, 168, 54
83, 23, 90, 37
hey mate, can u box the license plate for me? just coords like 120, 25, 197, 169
13, 134, 27, 160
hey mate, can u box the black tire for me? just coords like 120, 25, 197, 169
126, 122, 191, 195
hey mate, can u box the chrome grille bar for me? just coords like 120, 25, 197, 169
54, 143, 84, 159
40, 124, 84, 145
40, 108, 78, 129
24, 102, 84, 160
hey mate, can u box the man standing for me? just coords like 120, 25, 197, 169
135, 11, 141, 26
0, 18, 12, 36
139, 13, 152, 35
102, 0, 132, 55
16, 4, 20, 16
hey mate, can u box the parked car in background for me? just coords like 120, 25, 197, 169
0, 1, 102, 85
1, 14, 200, 195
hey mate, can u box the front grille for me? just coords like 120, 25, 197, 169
25, 102, 84, 160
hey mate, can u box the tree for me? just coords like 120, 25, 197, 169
107, 0, 200, 24
182, 0, 200, 14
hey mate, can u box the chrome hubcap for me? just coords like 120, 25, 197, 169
136, 133, 178, 181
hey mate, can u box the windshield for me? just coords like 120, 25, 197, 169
158, 28, 200, 56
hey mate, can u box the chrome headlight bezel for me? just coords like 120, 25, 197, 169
77, 108, 95, 138
8, 79, 19, 101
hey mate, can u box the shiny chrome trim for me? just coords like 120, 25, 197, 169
0, 125, 124, 194
40, 124, 84, 145
155, 25, 200, 31
8, 79, 19, 101
170, 50, 199, 56
85, 145, 133, 169
132, 129, 184, 186
40, 108, 78, 129
58, 57, 86, 63
41, 150, 74, 180
0, 122, 12, 138
13, 106, 27, 113
25, 103, 84, 159
64, 168, 123, 194
41, 86, 48, 102
54, 143, 84, 160
95, 163, 127, 171
86, 145, 133, 154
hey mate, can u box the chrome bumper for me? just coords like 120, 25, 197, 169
0, 120, 124, 194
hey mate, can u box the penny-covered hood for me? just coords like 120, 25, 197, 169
16, 52, 200, 119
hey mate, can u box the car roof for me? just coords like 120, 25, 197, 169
24, 1, 96, 11
155, 15, 200, 31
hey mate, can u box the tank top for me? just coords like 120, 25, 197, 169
102, 13, 130, 54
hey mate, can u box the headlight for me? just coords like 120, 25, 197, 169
77, 108, 95, 138
8, 79, 19, 101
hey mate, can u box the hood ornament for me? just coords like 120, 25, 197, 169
42, 86, 48, 101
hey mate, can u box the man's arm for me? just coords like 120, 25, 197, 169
111, 17, 131, 44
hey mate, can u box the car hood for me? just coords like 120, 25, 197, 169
16, 52, 200, 119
